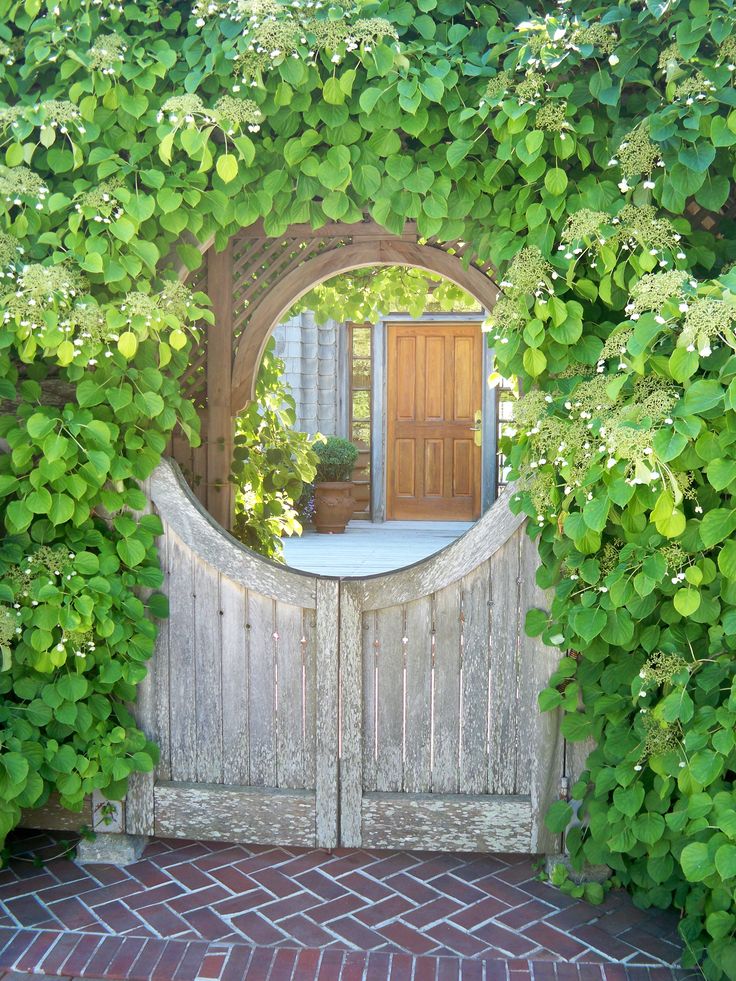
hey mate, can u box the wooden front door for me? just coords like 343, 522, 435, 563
386, 323, 482, 521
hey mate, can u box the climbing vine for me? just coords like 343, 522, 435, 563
0, 0, 735, 973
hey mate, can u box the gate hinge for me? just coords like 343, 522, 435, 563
559, 775, 570, 801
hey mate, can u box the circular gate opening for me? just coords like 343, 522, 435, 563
237, 264, 515, 576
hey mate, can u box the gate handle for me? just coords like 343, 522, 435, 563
469, 409, 482, 446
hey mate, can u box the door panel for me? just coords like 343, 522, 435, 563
387, 324, 482, 520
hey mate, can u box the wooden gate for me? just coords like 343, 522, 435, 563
124, 460, 562, 855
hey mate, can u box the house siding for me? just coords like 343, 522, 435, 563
273, 311, 341, 436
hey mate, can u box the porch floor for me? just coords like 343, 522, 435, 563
0, 830, 686, 981
282, 520, 474, 576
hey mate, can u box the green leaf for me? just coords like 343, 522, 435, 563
446, 140, 472, 168
49, 493, 74, 525
680, 842, 714, 882
419, 76, 444, 102
117, 332, 138, 359
613, 783, 645, 818
116, 539, 146, 567
2, 752, 29, 786
571, 607, 606, 643
323, 77, 345, 105
57, 674, 88, 702
545, 799, 573, 832
633, 812, 665, 844
700, 509, 736, 548
674, 588, 700, 616
544, 168, 568, 195
216, 153, 238, 184
680, 380, 723, 415
523, 347, 546, 377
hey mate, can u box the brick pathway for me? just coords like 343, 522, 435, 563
0, 832, 687, 981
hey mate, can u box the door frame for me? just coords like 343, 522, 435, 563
371, 312, 496, 522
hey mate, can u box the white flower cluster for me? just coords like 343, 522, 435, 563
0, 165, 49, 210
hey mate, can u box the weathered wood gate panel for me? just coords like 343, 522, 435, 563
126, 459, 562, 854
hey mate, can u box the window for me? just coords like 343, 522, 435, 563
348, 324, 372, 516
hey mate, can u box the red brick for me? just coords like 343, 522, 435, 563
166, 862, 217, 892
556, 964, 583, 981
530, 963, 556, 981
368, 854, 421, 880
258, 891, 317, 922
322, 851, 374, 877
124, 882, 185, 910
460, 959, 484, 981
496, 900, 553, 930
46, 896, 98, 930
574, 924, 640, 961
340, 871, 394, 902
278, 912, 339, 947
318, 948, 346, 980
128, 939, 170, 981
472, 921, 537, 957
81, 935, 126, 976
414, 957, 439, 981
485, 961, 510, 981
383, 874, 440, 905
182, 906, 236, 941
241, 945, 273, 980
296, 869, 349, 901
379, 919, 437, 955
449, 896, 510, 930
5, 895, 56, 927
94, 899, 146, 933
136, 902, 192, 937
105, 936, 148, 979
365, 951, 392, 981
429, 874, 487, 905
425, 922, 488, 958
473, 877, 531, 907
307, 892, 365, 924
212, 887, 273, 916
56, 932, 103, 975
127, 860, 175, 889
230, 910, 288, 945
209, 864, 259, 893
36, 930, 81, 974
437, 956, 461, 981
172, 940, 209, 980
294, 947, 322, 978
167, 884, 230, 914
199, 951, 228, 979
149, 939, 188, 981
389, 951, 414, 980
14, 931, 62, 972
269, 947, 299, 979
409, 856, 464, 881
328, 915, 386, 949
494, 859, 537, 885
404, 897, 463, 929
524, 923, 591, 960
0, 929, 38, 969
341, 951, 369, 981
249, 866, 303, 898
355, 894, 414, 927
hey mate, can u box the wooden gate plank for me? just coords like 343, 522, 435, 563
194, 558, 222, 783
276, 602, 308, 789
431, 582, 462, 794
220, 577, 250, 786
375, 606, 405, 793
488, 530, 522, 795
302, 608, 317, 788
154, 522, 171, 780
459, 563, 491, 795
315, 580, 339, 848
248, 592, 277, 786
362, 610, 378, 793
403, 596, 433, 793
339, 583, 363, 847
168, 530, 197, 781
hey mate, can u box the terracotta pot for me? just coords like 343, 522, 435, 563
313, 481, 353, 534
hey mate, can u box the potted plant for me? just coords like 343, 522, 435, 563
313, 436, 359, 534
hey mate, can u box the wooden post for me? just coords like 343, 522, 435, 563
206, 244, 234, 529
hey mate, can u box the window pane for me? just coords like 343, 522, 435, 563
352, 391, 370, 421
352, 327, 371, 358
352, 422, 371, 448
352, 357, 371, 389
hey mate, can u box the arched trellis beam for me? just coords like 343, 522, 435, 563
228, 237, 500, 414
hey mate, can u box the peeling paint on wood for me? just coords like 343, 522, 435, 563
361, 792, 532, 852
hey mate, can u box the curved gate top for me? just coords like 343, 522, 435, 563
122, 460, 563, 856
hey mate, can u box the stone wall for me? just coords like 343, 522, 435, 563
272, 311, 342, 436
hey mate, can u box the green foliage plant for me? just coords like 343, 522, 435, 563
231, 339, 318, 560
0, 0, 735, 972
314, 436, 359, 484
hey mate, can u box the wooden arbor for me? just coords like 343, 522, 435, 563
170, 219, 499, 528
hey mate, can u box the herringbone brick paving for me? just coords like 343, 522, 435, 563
0, 832, 688, 981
